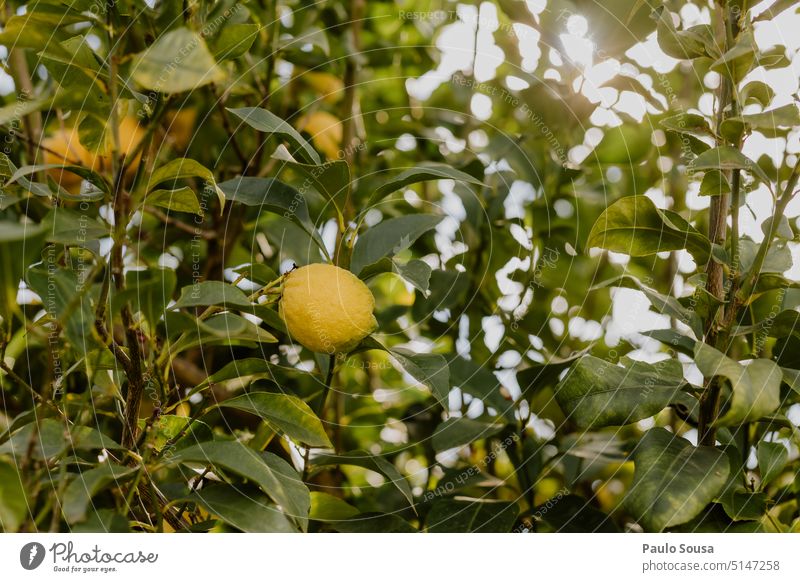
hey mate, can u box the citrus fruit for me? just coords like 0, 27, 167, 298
280, 263, 377, 353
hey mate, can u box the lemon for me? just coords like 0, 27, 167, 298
42, 117, 145, 191
298, 111, 342, 160
280, 263, 377, 354
302, 71, 344, 103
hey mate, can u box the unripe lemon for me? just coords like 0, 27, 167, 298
280, 263, 377, 354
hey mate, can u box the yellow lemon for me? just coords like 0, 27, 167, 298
164, 108, 197, 150
298, 111, 342, 160
42, 117, 145, 191
280, 263, 377, 354
302, 71, 344, 103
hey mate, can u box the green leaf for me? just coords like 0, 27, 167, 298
757, 441, 788, 487
210, 23, 259, 60
0, 15, 72, 56
691, 146, 770, 185
534, 494, 620, 532
330, 512, 417, 533
228, 107, 321, 165
0, 419, 120, 460
172, 281, 252, 310
0, 220, 47, 321
693, 343, 781, 425
710, 31, 756, 83
217, 392, 331, 447
145, 158, 225, 209
42, 207, 110, 245
115, 269, 177, 330
186, 484, 298, 532
625, 427, 730, 532
232, 264, 279, 286
0, 97, 53, 127
142, 415, 211, 452
272, 152, 350, 218
699, 170, 731, 197
592, 124, 653, 164
146, 187, 201, 214
26, 264, 103, 354
71, 509, 129, 533
366, 163, 484, 208
740, 81, 775, 107
390, 348, 450, 409
432, 418, 504, 452
755, 0, 800, 20
738, 104, 800, 136
448, 355, 514, 419
193, 358, 276, 393
170, 440, 309, 525
586, 195, 713, 263
62, 464, 138, 524
0, 456, 27, 532
7, 164, 110, 195
653, 7, 714, 60
309, 491, 359, 522
659, 112, 714, 138
555, 356, 684, 429
781, 367, 800, 394
351, 215, 443, 275
312, 451, 413, 506
130, 28, 225, 93
426, 498, 518, 532
218, 176, 326, 251
517, 349, 588, 397
168, 312, 277, 351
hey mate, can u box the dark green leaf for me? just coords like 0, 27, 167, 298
62, 464, 138, 524
625, 428, 730, 531
210, 24, 259, 60
186, 484, 298, 533
586, 196, 713, 263
0, 456, 27, 532
426, 498, 517, 532
170, 440, 309, 525
390, 348, 450, 409
691, 146, 770, 184
535, 494, 620, 532
555, 356, 684, 429
0, 419, 120, 460
351, 215, 443, 275
431, 418, 504, 452
757, 441, 788, 487
312, 451, 413, 506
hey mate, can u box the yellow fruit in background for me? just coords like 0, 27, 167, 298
165, 108, 197, 150
303, 71, 344, 103
42, 117, 145, 191
280, 263, 377, 354
298, 111, 342, 160
42, 128, 90, 190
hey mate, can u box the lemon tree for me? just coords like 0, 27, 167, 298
1, 0, 799, 535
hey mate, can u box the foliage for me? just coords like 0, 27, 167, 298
1, 0, 799, 534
